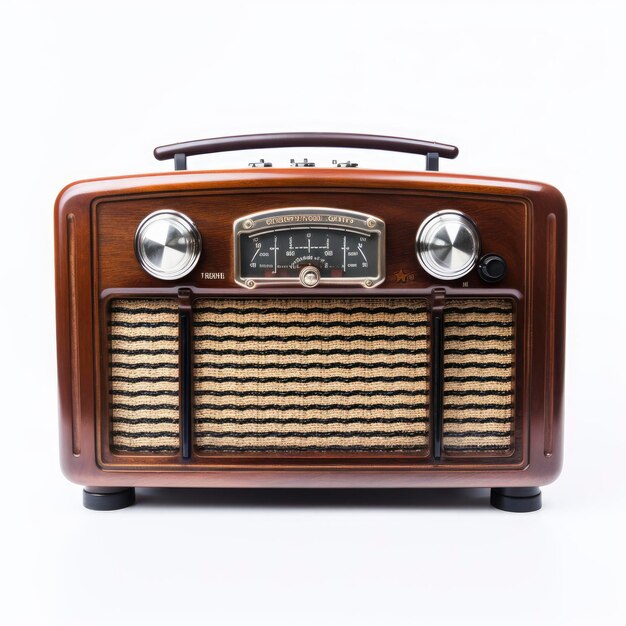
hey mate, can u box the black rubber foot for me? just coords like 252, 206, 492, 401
83, 487, 135, 511
490, 487, 542, 512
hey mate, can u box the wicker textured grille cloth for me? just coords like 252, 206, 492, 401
443, 299, 515, 453
109, 299, 180, 453
193, 298, 430, 453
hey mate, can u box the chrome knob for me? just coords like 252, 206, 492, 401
134, 210, 201, 280
415, 210, 480, 280
299, 265, 320, 288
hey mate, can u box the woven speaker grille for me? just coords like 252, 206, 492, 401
193, 298, 430, 453
109, 299, 180, 453
442, 299, 515, 454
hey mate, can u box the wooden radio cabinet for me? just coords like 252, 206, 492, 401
54, 133, 566, 511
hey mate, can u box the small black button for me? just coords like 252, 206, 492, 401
478, 254, 507, 283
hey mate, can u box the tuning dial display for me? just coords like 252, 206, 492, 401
234, 207, 385, 289
134, 210, 201, 280
415, 210, 480, 280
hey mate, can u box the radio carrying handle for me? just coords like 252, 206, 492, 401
153, 132, 459, 172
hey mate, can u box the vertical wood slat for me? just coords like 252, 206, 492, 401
178, 289, 193, 459
67, 214, 81, 456
544, 213, 557, 456
430, 289, 446, 461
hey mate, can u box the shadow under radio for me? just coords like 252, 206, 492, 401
132, 487, 493, 510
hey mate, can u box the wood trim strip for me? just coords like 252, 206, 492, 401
179, 289, 193, 460
544, 213, 557, 456
430, 288, 445, 460
67, 214, 81, 456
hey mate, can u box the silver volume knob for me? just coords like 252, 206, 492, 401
415, 210, 480, 280
134, 210, 202, 280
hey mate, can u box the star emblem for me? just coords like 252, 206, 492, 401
393, 269, 414, 283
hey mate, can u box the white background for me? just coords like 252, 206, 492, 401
1, 1, 624, 624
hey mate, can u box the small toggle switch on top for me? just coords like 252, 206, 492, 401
290, 158, 315, 167
478, 254, 507, 283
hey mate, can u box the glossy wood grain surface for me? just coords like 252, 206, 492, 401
55, 168, 566, 488
95, 190, 527, 292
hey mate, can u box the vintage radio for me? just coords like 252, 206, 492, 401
54, 132, 566, 511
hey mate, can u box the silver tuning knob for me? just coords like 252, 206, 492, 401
299, 265, 320, 288
415, 210, 480, 280
134, 210, 202, 280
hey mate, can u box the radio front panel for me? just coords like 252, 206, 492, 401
94, 190, 527, 294
91, 186, 528, 469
